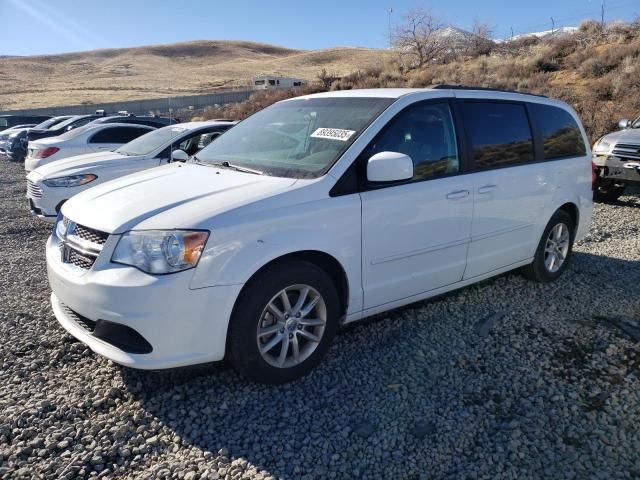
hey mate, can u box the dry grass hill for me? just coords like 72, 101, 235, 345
0, 40, 392, 110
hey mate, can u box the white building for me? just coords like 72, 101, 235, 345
251, 75, 306, 89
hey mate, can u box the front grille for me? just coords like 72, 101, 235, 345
612, 143, 640, 160
60, 303, 96, 333
27, 179, 43, 198
74, 224, 109, 245
67, 249, 95, 269
59, 218, 109, 271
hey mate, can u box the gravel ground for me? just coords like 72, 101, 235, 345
1, 156, 639, 479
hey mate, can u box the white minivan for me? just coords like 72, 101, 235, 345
47, 87, 593, 384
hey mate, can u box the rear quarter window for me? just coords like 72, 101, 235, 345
462, 101, 534, 170
529, 103, 587, 159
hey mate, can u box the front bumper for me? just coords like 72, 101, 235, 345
593, 154, 640, 184
25, 174, 60, 222
46, 233, 243, 369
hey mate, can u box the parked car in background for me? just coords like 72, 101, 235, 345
27, 114, 106, 142
27, 120, 235, 221
0, 124, 36, 156
25, 123, 154, 171
592, 115, 640, 201
0, 114, 51, 132
1, 116, 74, 163
47, 87, 592, 384
88, 114, 180, 128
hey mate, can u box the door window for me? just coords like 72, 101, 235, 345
366, 102, 459, 180
90, 127, 149, 144
529, 103, 587, 159
462, 102, 534, 170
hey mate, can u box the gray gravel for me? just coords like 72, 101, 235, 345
1, 156, 639, 479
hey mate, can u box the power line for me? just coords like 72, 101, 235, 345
498, 0, 637, 38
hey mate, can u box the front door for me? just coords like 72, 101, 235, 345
360, 100, 473, 309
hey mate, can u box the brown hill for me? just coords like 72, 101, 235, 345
0, 40, 391, 110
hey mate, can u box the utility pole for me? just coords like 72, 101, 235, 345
550, 17, 555, 34
510, 26, 514, 40
388, 7, 393, 49
601, 0, 606, 28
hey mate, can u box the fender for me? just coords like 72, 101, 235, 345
545, 155, 593, 241
189, 193, 364, 315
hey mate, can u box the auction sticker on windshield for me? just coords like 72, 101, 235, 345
311, 128, 356, 142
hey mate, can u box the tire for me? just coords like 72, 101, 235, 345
593, 178, 625, 203
521, 210, 575, 283
227, 261, 339, 384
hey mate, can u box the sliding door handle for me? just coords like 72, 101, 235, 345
446, 190, 470, 200
478, 184, 497, 194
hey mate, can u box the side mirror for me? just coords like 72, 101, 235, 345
618, 119, 630, 129
171, 149, 189, 162
366, 151, 414, 183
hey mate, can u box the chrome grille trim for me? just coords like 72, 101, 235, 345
58, 217, 109, 271
27, 179, 43, 198
612, 142, 640, 160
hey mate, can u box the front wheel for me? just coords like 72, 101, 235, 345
227, 261, 339, 384
521, 210, 575, 283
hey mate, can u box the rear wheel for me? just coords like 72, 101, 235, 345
521, 210, 575, 283
227, 261, 339, 384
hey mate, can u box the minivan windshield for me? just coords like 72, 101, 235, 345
116, 125, 188, 156
194, 97, 394, 178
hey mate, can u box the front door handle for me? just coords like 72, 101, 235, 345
446, 190, 470, 200
478, 184, 497, 194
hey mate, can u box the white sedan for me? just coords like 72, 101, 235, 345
24, 123, 155, 172
26, 121, 235, 221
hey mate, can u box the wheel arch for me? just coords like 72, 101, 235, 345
232, 250, 350, 321
557, 202, 579, 235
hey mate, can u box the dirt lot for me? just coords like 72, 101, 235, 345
0, 156, 639, 479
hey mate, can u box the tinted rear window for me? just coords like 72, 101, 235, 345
529, 103, 586, 159
462, 102, 534, 170
90, 126, 151, 144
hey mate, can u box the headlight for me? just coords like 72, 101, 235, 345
593, 139, 611, 153
43, 174, 97, 188
112, 230, 209, 274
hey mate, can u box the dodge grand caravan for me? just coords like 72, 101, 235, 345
47, 87, 593, 384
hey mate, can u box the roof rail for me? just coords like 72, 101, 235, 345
430, 84, 547, 98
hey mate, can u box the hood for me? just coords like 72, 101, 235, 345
61, 163, 298, 234
601, 128, 640, 145
34, 151, 134, 178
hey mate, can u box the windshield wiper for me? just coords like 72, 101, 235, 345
207, 160, 264, 175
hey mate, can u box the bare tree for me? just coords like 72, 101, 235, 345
317, 69, 341, 89
392, 8, 446, 70
468, 18, 495, 56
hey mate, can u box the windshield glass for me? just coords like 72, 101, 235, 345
195, 97, 393, 178
34, 117, 64, 130
0, 119, 7, 127
53, 116, 90, 130
116, 125, 188, 156
632, 116, 640, 129
56, 125, 92, 140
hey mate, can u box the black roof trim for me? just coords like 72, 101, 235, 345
430, 84, 547, 98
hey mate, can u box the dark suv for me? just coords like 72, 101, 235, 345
27, 114, 106, 142
88, 114, 180, 128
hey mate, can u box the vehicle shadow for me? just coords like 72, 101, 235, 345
118, 251, 640, 478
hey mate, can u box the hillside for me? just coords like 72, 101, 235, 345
206, 20, 640, 142
0, 40, 392, 110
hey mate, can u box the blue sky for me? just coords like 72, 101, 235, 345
1, 0, 638, 56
